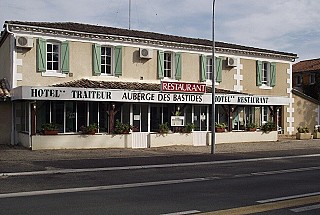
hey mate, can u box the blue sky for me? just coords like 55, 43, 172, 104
1, 0, 320, 62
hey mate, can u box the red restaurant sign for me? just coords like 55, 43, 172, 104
161, 81, 206, 93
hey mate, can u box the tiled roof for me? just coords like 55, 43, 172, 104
293, 58, 320, 73
4, 21, 297, 58
0, 78, 10, 101
53, 79, 241, 94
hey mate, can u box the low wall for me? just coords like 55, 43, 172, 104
207, 131, 278, 145
149, 133, 193, 147
31, 134, 132, 150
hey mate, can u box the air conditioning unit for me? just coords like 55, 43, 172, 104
139, 48, 153, 59
16, 36, 33, 48
227, 57, 237, 67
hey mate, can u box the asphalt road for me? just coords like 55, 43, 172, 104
1, 149, 320, 214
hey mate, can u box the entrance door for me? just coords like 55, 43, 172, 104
193, 105, 208, 146
132, 104, 148, 148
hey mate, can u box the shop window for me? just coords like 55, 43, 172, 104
36, 101, 50, 133
89, 102, 98, 126
51, 101, 64, 132
92, 44, 122, 77
157, 51, 181, 80
37, 38, 69, 76
77, 102, 88, 132
66, 101, 76, 132
99, 102, 109, 132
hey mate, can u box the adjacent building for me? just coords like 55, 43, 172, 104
0, 21, 302, 149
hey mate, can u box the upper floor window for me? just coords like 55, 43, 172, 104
157, 50, 181, 80
309, 73, 315, 85
37, 38, 69, 76
200, 55, 222, 83
256, 61, 276, 88
295, 74, 302, 86
92, 44, 122, 77
46, 42, 60, 72
101, 46, 112, 75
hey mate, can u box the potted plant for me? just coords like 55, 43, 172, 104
182, 123, 195, 133
41, 123, 59, 135
80, 123, 98, 135
114, 120, 132, 134
215, 122, 227, 132
260, 121, 276, 133
246, 123, 257, 131
159, 122, 169, 134
296, 126, 312, 140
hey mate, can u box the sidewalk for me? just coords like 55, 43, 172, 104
1, 137, 320, 162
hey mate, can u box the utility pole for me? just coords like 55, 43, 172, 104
211, 0, 216, 154
129, 0, 131, 29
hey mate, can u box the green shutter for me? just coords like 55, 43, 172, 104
37, 38, 46, 72
216, 57, 222, 83
175, 52, 182, 80
157, 50, 164, 79
256, 60, 262, 86
92, 44, 101, 75
114, 46, 122, 77
200, 55, 206, 82
270, 62, 276, 87
61, 41, 69, 74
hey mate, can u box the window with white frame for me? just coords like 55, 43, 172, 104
164, 52, 172, 78
37, 38, 69, 76
101, 46, 112, 75
256, 61, 276, 87
309, 73, 315, 84
206, 57, 213, 80
46, 42, 60, 72
262, 62, 270, 85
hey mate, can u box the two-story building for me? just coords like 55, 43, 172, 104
0, 21, 300, 149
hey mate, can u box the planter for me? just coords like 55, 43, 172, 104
296, 132, 312, 140
246, 128, 257, 132
43, 130, 59, 135
215, 128, 226, 132
313, 132, 320, 139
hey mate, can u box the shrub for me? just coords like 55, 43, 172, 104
297, 126, 309, 133
114, 120, 132, 134
159, 122, 169, 134
260, 122, 276, 133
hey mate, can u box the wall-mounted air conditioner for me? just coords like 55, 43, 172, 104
139, 48, 153, 59
227, 57, 237, 67
16, 36, 33, 48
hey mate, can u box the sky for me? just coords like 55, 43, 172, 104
1, 0, 320, 62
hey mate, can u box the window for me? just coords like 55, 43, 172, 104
200, 55, 222, 83
206, 57, 213, 80
164, 52, 172, 78
101, 47, 112, 75
310, 73, 315, 84
262, 62, 270, 85
157, 51, 181, 80
256, 61, 276, 87
37, 38, 69, 76
295, 74, 302, 86
92, 44, 122, 76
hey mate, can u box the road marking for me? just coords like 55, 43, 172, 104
290, 203, 320, 212
2, 153, 320, 177
0, 177, 219, 199
198, 195, 320, 215
251, 166, 320, 176
161, 210, 201, 215
257, 191, 320, 203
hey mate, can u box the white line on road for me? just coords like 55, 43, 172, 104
0, 177, 219, 199
257, 191, 320, 203
290, 203, 320, 212
2, 153, 320, 177
251, 166, 320, 176
161, 210, 201, 215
